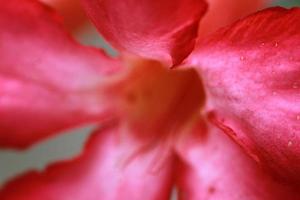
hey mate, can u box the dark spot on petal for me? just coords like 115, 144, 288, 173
126, 91, 137, 104
208, 186, 216, 194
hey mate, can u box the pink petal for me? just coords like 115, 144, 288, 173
187, 7, 300, 183
0, 0, 121, 149
175, 124, 300, 200
0, 124, 174, 200
81, 0, 207, 66
198, 0, 269, 38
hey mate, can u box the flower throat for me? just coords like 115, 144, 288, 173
109, 58, 206, 135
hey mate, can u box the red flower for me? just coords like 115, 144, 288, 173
0, 0, 299, 199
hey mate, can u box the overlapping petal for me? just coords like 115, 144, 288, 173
41, 0, 88, 31
0, 0, 121, 149
0, 124, 174, 200
176, 124, 300, 200
198, 0, 269, 38
187, 7, 300, 183
81, 0, 207, 66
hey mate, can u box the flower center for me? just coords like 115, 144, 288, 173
106, 57, 205, 135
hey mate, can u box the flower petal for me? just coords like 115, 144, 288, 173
0, 124, 174, 200
198, 0, 269, 38
0, 0, 121, 149
41, 0, 88, 31
187, 7, 300, 183
81, 0, 207, 66
176, 124, 300, 200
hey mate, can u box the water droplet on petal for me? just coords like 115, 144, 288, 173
292, 83, 299, 89
240, 56, 245, 61
274, 42, 279, 47
288, 141, 293, 147
296, 115, 300, 120
260, 42, 265, 47
277, 134, 281, 139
